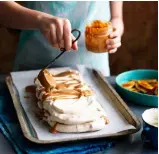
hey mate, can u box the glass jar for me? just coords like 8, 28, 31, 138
85, 20, 113, 53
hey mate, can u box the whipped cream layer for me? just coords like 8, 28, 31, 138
35, 69, 108, 133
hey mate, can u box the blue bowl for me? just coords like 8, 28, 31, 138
142, 108, 158, 149
116, 69, 158, 107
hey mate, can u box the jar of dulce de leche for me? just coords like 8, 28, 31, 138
85, 20, 113, 53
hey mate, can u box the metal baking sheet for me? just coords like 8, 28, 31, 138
6, 65, 141, 144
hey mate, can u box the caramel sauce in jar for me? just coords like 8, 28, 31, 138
85, 20, 113, 53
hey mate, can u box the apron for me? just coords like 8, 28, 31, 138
13, 1, 111, 76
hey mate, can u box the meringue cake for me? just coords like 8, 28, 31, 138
34, 69, 109, 133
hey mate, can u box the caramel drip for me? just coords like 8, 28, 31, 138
101, 115, 110, 124
52, 95, 79, 101
51, 89, 80, 96
54, 70, 79, 77
37, 87, 45, 98
50, 123, 57, 134
42, 93, 52, 101
37, 70, 93, 101
56, 83, 68, 90
25, 85, 36, 94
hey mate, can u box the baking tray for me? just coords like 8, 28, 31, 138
5, 66, 141, 144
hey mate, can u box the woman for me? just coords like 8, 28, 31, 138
0, 1, 124, 76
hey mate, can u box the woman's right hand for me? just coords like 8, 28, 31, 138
38, 13, 78, 51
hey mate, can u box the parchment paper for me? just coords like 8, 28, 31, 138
11, 65, 135, 141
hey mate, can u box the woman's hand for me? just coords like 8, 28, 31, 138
38, 13, 78, 51
106, 17, 124, 53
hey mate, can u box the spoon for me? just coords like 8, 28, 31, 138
37, 29, 81, 88
43, 29, 81, 69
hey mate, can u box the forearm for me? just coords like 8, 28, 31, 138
0, 1, 44, 29
110, 1, 123, 19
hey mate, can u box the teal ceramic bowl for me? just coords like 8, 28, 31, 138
116, 69, 158, 107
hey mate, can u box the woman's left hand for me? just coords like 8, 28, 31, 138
106, 17, 124, 54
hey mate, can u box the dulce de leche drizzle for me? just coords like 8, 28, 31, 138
36, 70, 93, 101
38, 69, 56, 90
25, 85, 36, 94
